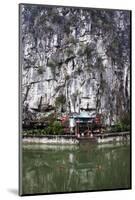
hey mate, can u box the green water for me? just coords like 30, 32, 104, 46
22, 142, 131, 195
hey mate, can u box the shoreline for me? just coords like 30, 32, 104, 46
22, 131, 130, 145
23, 136, 78, 145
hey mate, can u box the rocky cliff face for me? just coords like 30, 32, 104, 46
20, 5, 131, 125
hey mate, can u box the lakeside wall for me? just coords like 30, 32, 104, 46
23, 136, 79, 144
22, 132, 130, 144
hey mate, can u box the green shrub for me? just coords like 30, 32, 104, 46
46, 126, 52, 135
120, 111, 130, 127
52, 121, 63, 135
45, 121, 63, 135
55, 94, 66, 107
111, 112, 130, 132
41, 129, 46, 135
111, 123, 122, 132
119, 111, 130, 131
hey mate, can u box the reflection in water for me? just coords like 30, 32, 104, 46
22, 142, 130, 194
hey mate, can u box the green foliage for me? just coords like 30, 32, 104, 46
22, 120, 64, 136
46, 126, 52, 135
111, 112, 130, 132
111, 123, 122, 132
47, 113, 56, 124
46, 114, 64, 135
52, 121, 63, 135
119, 111, 130, 131
55, 94, 66, 107
45, 121, 63, 135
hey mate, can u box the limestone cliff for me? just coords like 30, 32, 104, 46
20, 5, 131, 125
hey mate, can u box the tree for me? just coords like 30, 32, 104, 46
55, 94, 66, 113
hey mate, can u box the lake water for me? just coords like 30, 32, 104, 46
22, 142, 131, 195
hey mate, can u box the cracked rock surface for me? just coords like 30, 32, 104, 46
20, 5, 130, 125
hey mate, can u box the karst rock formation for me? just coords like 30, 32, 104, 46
20, 5, 130, 125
